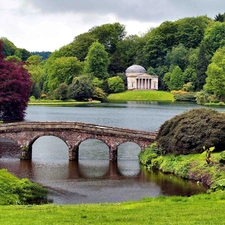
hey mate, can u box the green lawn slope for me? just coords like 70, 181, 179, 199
1, 194, 225, 225
107, 90, 174, 102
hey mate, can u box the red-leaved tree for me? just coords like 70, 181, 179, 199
0, 41, 32, 121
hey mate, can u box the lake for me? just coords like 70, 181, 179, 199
1, 102, 222, 204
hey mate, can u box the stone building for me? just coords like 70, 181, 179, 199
125, 64, 158, 90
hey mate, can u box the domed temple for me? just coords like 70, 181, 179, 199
125, 65, 158, 90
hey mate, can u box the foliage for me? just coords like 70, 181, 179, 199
25, 55, 45, 98
202, 22, 225, 57
84, 41, 110, 79
219, 151, 225, 164
0, 37, 31, 61
195, 90, 219, 104
171, 90, 196, 101
138, 143, 161, 166
31, 51, 51, 60
157, 108, 225, 155
0, 42, 32, 121
69, 75, 94, 101
93, 87, 107, 101
165, 44, 188, 70
204, 46, 225, 101
107, 76, 125, 93
0, 169, 48, 205
47, 56, 83, 92
141, 148, 225, 187
168, 66, 184, 91
53, 83, 69, 100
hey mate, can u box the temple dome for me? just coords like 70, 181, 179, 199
125, 64, 146, 74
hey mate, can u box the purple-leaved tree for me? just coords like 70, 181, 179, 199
0, 41, 32, 121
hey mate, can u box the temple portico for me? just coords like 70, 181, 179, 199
125, 65, 158, 90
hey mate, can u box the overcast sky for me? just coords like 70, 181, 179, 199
0, 0, 224, 52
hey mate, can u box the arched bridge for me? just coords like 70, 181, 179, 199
0, 121, 157, 161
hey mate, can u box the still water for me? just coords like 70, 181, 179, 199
1, 102, 222, 204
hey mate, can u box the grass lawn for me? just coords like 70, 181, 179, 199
28, 99, 100, 106
1, 194, 225, 225
107, 90, 174, 102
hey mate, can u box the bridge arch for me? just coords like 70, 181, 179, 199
117, 142, 141, 161
31, 135, 69, 161
77, 138, 110, 160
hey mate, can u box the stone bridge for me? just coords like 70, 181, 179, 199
0, 121, 157, 161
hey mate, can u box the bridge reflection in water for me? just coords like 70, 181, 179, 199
0, 136, 207, 203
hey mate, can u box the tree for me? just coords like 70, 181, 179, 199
204, 46, 225, 101
202, 22, 225, 57
84, 42, 110, 79
25, 55, 45, 98
89, 22, 126, 54
165, 44, 188, 70
214, 13, 225, 22
107, 76, 125, 93
54, 83, 69, 100
69, 75, 94, 101
46, 57, 83, 92
168, 66, 184, 91
0, 42, 32, 121
195, 44, 209, 91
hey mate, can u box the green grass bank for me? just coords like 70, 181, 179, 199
28, 99, 100, 106
107, 90, 174, 102
1, 193, 225, 225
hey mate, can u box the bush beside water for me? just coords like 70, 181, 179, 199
0, 169, 48, 205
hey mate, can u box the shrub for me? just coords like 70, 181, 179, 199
219, 151, 225, 164
139, 143, 160, 166
210, 179, 225, 192
157, 108, 225, 155
0, 169, 48, 205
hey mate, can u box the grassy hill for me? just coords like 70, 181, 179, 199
107, 90, 174, 102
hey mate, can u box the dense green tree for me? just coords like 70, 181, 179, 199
93, 87, 107, 101
107, 76, 125, 93
25, 55, 45, 98
84, 42, 110, 79
31, 51, 51, 60
165, 44, 188, 70
47, 56, 83, 92
68, 32, 96, 61
169, 66, 184, 91
214, 13, 225, 22
195, 44, 210, 91
202, 22, 225, 57
5, 55, 22, 62
143, 21, 178, 68
20, 48, 31, 61
183, 66, 197, 84
0, 38, 31, 61
175, 16, 210, 49
53, 83, 69, 100
204, 46, 225, 101
89, 22, 126, 54
0, 42, 32, 121
69, 75, 94, 101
